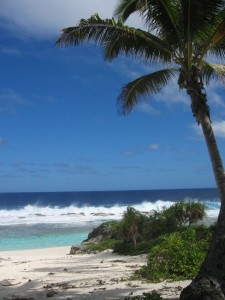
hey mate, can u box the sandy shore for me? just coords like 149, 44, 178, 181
0, 246, 190, 299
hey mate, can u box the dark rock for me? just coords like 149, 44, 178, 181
180, 276, 225, 300
70, 221, 120, 254
70, 246, 81, 254
85, 221, 120, 242
46, 290, 57, 297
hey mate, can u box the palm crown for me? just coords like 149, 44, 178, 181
56, 0, 225, 116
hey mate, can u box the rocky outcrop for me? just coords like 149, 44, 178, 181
84, 221, 120, 242
70, 221, 120, 254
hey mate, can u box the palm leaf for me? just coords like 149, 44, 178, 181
114, 0, 138, 22
117, 68, 176, 115
211, 9, 225, 45
56, 14, 173, 63
200, 62, 225, 84
192, 7, 225, 64
104, 27, 173, 63
207, 8, 225, 59
115, 0, 181, 46
178, 0, 225, 65
179, 0, 224, 38
56, 14, 121, 47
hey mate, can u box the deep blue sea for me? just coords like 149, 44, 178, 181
0, 188, 220, 251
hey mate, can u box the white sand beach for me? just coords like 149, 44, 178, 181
0, 246, 190, 300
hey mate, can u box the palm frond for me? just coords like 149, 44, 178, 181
117, 68, 176, 115
178, 0, 225, 65
104, 27, 173, 63
207, 8, 225, 59
115, 0, 182, 47
114, 0, 138, 22
200, 62, 225, 84
180, 0, 224, 34
140, 0, 180, 38
210, 46, 225, 60
192, 7, 225, 65
56, 14, 173, 63
56, 14, 121, 47
210, 8, 225, 43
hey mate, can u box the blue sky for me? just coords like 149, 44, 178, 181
0, 0, 225, 193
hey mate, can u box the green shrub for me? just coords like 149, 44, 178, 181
103, 220, 121, 232
86, 239, 118, 252
138, 226, 212, 282
167, 201, 207, 226
113, 241, 136, 255
144, 207, 179, 240
85, 202, 209, 257
144, 201, 207, 240
119, 207, 147, 247
114, 240, 153, 255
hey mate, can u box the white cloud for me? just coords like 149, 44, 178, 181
206, 81, 225, 110
137, 103, 160, 114
190, 123, 202, 137
0, 89, 33, 112
149, 144, 160, 151
1, 47, 21, 56
152, 78, 225, 110
191, 120, 225, 138
107, 57, 154, 81
212, 121, 225, 138
122, 149, 139, 156
0, 0, 143, 39
209, 92, 225, 108
153, 81, 189, 106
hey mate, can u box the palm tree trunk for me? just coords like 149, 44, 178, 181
180, 84, 225, 299
130, 224, 137, 247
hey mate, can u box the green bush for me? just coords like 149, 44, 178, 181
144, 207, 179, 240
84, 202, 208, 258
114, 240, 153, 255
138, 226, 212, 282
166, 201, 207, 226
119, 207, 147, 247
112, 201, 208, 256
144, 201, 207, 240
86, 239, 118, 252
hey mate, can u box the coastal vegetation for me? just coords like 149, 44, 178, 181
79, 201, 214, 283
57, 0, 225, 298
138, 225, 212, 282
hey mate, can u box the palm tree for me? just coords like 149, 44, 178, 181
56, 0, 225, 298
120, 206, 145, 247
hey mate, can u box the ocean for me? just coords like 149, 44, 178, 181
0, 188, 220, 251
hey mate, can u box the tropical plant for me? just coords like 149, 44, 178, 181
145, 201, 207, 240
86, 238, 118, 252
120, 206, 146, 247
138, 226, 213, 282
145, 205, 179, 239
56, 1, 225, 298
167, 201, 207, 226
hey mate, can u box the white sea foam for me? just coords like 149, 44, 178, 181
203, 201, 221, 219
0, 200, 220, 226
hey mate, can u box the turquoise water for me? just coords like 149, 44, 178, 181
0, 225, 91, 251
